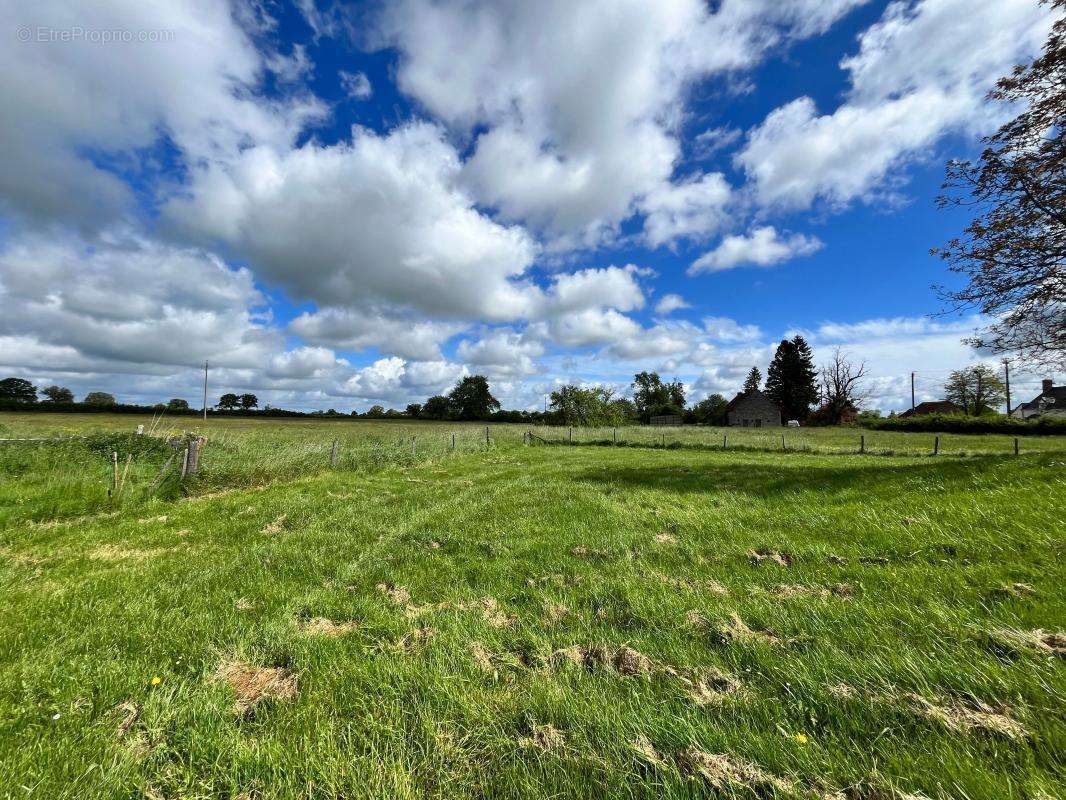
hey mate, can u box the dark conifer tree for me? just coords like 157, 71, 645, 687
765, 335, 818, 421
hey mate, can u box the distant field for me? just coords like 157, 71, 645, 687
1, 413, 1064, 799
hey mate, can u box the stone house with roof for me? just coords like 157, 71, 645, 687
726, 389, 782, 427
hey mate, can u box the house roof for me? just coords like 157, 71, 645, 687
725, 388, 780, 412
899, 400, 961, 418
1020, 383, 1065, 409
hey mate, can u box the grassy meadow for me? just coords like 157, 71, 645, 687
0, 413, 1064, 799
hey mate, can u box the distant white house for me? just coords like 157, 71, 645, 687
1011, 379, 1066, 420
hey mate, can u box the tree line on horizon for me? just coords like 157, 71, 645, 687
0, 342, 1024, 424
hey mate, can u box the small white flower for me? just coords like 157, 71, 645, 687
52, 713, 61, 720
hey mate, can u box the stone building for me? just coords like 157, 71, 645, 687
725, 389, 782, 427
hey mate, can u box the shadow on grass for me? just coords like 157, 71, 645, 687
574, 453, 1020, 500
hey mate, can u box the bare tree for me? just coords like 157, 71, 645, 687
820, 349, 868, 423
933, 0, 1065, 369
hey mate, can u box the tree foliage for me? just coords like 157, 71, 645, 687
84, 391, 116, 407
943, 365, 1007, 415
934, 0, 1066, 369
549, 385, 633, 426
239, 393, 259, 410
742, 367, 762, 393
689, 393, 728, 425
447, 375, 500, 420
218, 393, 240, 410
631, 371, 685, 422
764, 336, 818, 421
42, 385, 74, 403
0, 377, 37, 403
167, 398, 189, 410
421, 395, 451, 420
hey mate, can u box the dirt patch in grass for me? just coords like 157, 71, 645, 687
714, 613, 781, 646
827, 553, 848, 565
301, 617, 359, 637
991, 582, 1037, 599
394, 625, 436, 652
677, 749, 794, 793
990, 627, 1066, 658
235, 598, 254, 611
771, 583, 852, 600
375, 584, 517, 627
680, 668, 745, 706
213, 659, 298, 715
571, 545, 610, 559
903, 692, 1028, 740
89, 545, 168, 562
654, 533, 678, 545
551, 644, 655, 676
259, 514, 288, 535
747, 548, 792, 567
832, 683, 1028, 739
650, 571, 730, 596
859, 555, 890, 566
112, 701, 141, 738
519, 723, 565, 751
543, 601, 570, 624
459, 596, 516, 628
631, 736, 670, 768
376, 582, 413, 607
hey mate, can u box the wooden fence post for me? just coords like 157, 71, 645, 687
781, 434, 786, 450
451, 433, 456, 450
180, 447, 190, 479
723, 433, 727, 449
934, 436, 940, 456
330, 439, 339, 467
485, 426, 490, 446
613, 427, 617, 445
662, 432, 666, 448
411, 437, 417, 457
1014, 437, 1019, 456
110, 451, 118, 496
186, 438, 200, 476
860, 435, 865, 454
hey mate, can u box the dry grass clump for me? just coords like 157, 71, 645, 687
771, 583, 853, 600
519, 723, 565, 751
680, 668, 745, 706
990, 627, 1065, 657
747, 548, 792, 567
213, 659, 298, 715
992, 582, 1036, 598
259, 513, 288, 535
677, 748, 794, 793
715, 613, 781, 646
394, 625, 436, 652
831, 683, 1029, 739
301, 617, 359, 637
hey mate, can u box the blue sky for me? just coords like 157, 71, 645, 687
0, 0, 1058, 411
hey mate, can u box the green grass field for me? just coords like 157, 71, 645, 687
1, 414, 1064, 799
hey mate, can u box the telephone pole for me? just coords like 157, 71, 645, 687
910, 371, 915, 414
1003, 359, 1012, 416
202, 360, 209, 422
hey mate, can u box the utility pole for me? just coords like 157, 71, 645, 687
202, 360, 209, 422
1003, 359, 1012, 416
910, 371, 915, 414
